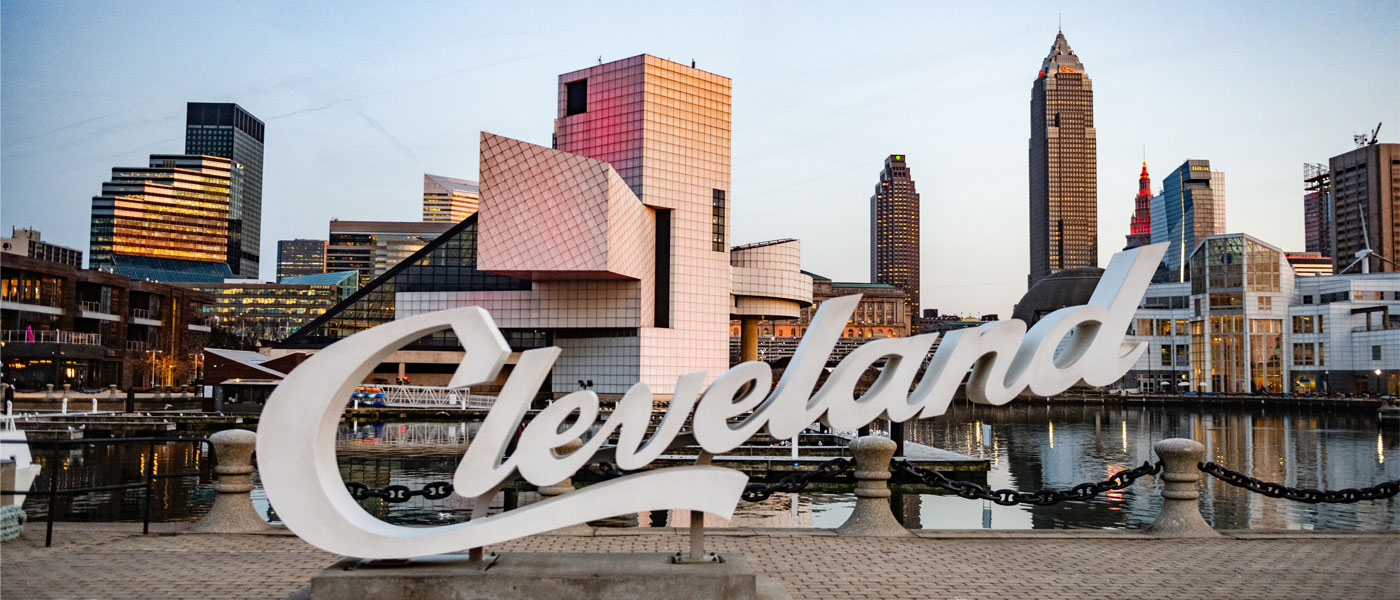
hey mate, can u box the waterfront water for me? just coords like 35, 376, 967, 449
22, 402, 1400, 530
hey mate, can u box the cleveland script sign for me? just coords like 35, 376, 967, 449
257, 244, 1166, 558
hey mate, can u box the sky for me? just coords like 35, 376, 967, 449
3, 0, 1397, 317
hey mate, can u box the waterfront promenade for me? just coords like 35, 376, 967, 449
2, 523, 1395, 599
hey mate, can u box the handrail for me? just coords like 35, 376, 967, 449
0, 330, 102, 346
0, 436, 212, 546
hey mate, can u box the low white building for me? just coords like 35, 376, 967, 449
1124, 233, 1400, 394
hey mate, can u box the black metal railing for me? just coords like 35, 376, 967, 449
0, 436, 213, 546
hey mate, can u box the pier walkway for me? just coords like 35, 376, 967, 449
2, 523, 1394, 599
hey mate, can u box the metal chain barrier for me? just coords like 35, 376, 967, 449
892, 458, 1163, 506
344, 481, 455, 503
740, 456, 854, 502
1198, 462, 1400, 504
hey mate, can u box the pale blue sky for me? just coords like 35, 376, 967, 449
3, 1, 1397, 316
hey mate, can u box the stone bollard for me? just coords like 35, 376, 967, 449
108, 385, 118, 400
836, 435, 911, 537
44, 384, 53, 402
191, 429, 271, 533
537, 438, 591, 535
1145, 438, 1219, 538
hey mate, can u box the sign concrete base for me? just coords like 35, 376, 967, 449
304, 552, 788, 600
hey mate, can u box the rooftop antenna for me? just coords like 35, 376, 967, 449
597, 55, 602, 65
1354, 122, 1382, 148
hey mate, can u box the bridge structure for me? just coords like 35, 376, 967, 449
350, 385, 496, 411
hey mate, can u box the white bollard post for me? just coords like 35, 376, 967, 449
61, 397, 68, 414
92, 398, 99, 413
5, 400, 11, 416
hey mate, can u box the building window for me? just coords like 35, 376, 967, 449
1317, 343, 1325, 366
1373, 345, 1382, 361
712, 189, 726, 252
565, 80, 587, 116
1160, 345, 1171, 366
1258, 296, 1272, 311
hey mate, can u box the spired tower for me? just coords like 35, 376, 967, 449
870, 154, 920, 329
1028, 30, 1097, 287
1125, 162, 1152, 249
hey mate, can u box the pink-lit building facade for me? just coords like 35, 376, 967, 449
290, 56, 809, 398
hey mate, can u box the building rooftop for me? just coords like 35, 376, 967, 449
280, 270, 358, 286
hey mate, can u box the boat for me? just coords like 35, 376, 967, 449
1, 427, 42, 507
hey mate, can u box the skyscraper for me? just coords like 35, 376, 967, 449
1302, 163, 1332, 255
1125, 162, 1153, 249
276, 239, 327, 281
1149, 159, 1226, 282
185, 102, 265, 279
90, 154, 233, 282
870, 154, 920, 324
326, 220, 454, 286
1029, 30, 1097, 287
1329, 143, 1397, 274
422, 173, 481, 222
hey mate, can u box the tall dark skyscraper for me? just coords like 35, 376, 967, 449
870, 154, 920, 326
185, 102, 265, 279
1028, 31, 1097, 287
1330, 143, 1398, 274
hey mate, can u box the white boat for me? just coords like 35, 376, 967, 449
1, 428, 41, 507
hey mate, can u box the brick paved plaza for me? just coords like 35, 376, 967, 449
2, 523, 1396, 599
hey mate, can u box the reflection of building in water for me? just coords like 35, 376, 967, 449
338, 421, 476, 448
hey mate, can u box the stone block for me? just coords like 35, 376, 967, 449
310, 552, 760, 600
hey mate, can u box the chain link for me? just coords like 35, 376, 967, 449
740, 456, 855, 502
344, 481, 455, 503
1198, 462, 1400, 504
892, 458, 1162, 506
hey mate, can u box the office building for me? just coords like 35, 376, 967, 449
185, 102, 265, 278
1, 253, 213, 388
326, 220, 454, 287
1330, 143, 1398, 274
1303, 163, 1331, 255
89, 154, 233, 282
1, 227, 82, 268
1029, 30, 1097, 286
1150, 159, 1226, 282
280, 56, 811, 397
1287, 252, 1333, 277
1123, 233, 1399, 395
276, 239, 327, 281
188, 270, 358, 342
422, 174, 481, 222
870, 154, 920, 325
729, 271, 905, 365
1125, 162, 1152, 249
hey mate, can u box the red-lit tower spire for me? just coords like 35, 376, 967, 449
1125, 161, 1153, 249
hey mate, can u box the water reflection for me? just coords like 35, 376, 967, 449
25, 403, 1400, 531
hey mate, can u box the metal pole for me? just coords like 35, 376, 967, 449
46, 446, 59, 547
143, 440, 155, 534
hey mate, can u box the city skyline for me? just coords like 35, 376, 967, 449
3, 1, 1397, 316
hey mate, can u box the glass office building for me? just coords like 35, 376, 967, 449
185, 102, 265, 279
1151, 159, 1226, 282
276, 239, 327, 281
89, 154, 234, 282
